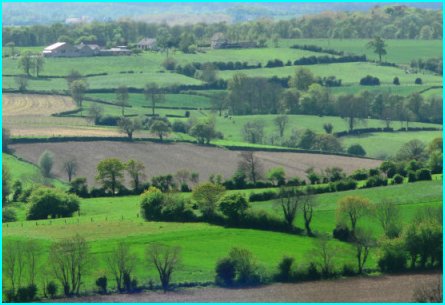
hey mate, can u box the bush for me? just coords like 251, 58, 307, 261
276, 256, 295, 282
333, 224, 352, 242
46, 281, 58, 298
393, 174, 404, 184
140, 187, 165, 221
69, 177, 89, 197
365, 175, 388, 188
218, 193, 249, 222
96, 276, 108, 294
15, 284, 37, 302
360, 75, 380, 86
2, 207, 17, 222
96, 115, 120, 126
172, 120, 188, 133
414, 77, 422, 85
347, 144, 366, 156
416, 168, 432, 181
27, 187, 80, 220
38, 150, 54, 178
306, 262, 321, 280
350, 169, 368, 181
408, 171, 417, 183
368, 168, 380, 177
229, 247, 263, 286
162, 57, 177, 70
393, 77, 400, 85
378, 238, 408, 273
334, 178, 357, 191
342, 264, 356, 276
215, 258, 236, 286
248, 190, 278, 202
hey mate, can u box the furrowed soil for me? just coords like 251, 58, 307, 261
10, 141, 381, 185
52, 272, 442, 303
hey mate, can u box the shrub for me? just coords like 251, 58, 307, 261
276, 256, 295, 282
46, 281, 58, 298
218, 193, 249, 222
392, 174, 404, 184
416, 168, 432, 181
360, 75, 380, 86
248, 190, 278, 202
38, 150, 54, 178
27, 187, 80, 220
229, 247, 263, 285
365, 175, 388, 188
342, 264, 356, 276
15, 284, 37, 302
407, 171, 417, 183
162, 57, 177, 70
160, 196, 196, 222
414, 77, 422, 85
215, 258, 236, 286
334, 178, 357, 191
347, 144, 366, 156
378, 238, 408, 273
140, 187, 165, 221
287, 177, 303, 186
306, 262, 321, 280
350, 169, 368, 181
172, 120, 188, 133
96, 276, 108, 294
69, 177, 89, 197
368, 168, 380, 176
393, 77, 400, 85
2, 207, 17, 223
96, 115, 120, 126
333, 224, 352, 242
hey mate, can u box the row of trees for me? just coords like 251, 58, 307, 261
3, 5, 441, 47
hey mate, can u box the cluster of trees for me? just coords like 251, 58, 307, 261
227, 70, 443, 126
3, 5, 441, 48
3, 235, 182, 301
410, 57, 443, 74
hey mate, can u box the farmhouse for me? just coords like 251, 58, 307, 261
210, 32, 257, 49
136, 38, 157, 50
42, 42, 132, 57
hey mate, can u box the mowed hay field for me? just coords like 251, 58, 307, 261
3, 93, 77, 116
10, 141, 381, 185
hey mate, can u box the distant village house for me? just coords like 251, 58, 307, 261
42, 42, 132, 57
136, 38, 157, 51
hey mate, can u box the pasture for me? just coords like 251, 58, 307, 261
9, 141, 381, 186
3, 180, 441, 292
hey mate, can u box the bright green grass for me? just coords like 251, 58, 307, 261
213, 114, 441, 143
3, 180, 441, 292
421, 87, 443, 98
278, 39, 443, 65
341, 131, 442, 159
218, 62, 443, 86
87, 93, 213, 109
2, 153, 67, 189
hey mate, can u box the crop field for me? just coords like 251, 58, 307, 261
9, 141, 381, 185
3, 93, 76, 116
278, 39, 443, 65
3, 180, 441, 292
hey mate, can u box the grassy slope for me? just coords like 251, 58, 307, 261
3, 180, 442, 291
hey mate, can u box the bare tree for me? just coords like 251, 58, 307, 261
3, 240, 25, 293
144, 83, 165, 116
312, 234, 336, 277
115, 85, 129, 116
276, 187, 301, 228
49, 235, 89, 296
147, 243, 181, 292
237, 151, 264, 184
374, 199, 401, 238
24, 240, 40, 286
87, 104, 104, 124
175, 169, 190, 186
126, 160, 146, 192
353, 229, 375, 274
211, 92, 227, 116
106, 242, 137, 292
302, 193, 317, 236
62, 157, 78, 182
274, 115, 288, 138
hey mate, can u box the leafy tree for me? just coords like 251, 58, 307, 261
274, 115, 288, 138
367, 36, 387, 63
18, 52, 34, 76
115, 85, 129, 116
323, 123, 333, 134
299, 129, 317, 149
144, 83, 165, 116
66, 70, 83, 86
374, 199, 401, 238
228, 247, 261, 285
49, 235, 89, 296
192, 182, 225, 218
14, 74, 28, 92
70, 80, 88, 115
267, 167, 286, 186
96, 158, 125, 195
126, 160, 146, 192
87, 104, 104, 124
218, 193, 249, 222
211, 92, 228, 116
106, 242, 137, 292
27, 187, 80, 220
147, 243, 181, 292
196, 63, 218, 83
242, 121, 264, 144
118, 117, 141, 140
237, 151, 264, 184
62, 157, 78, 182
313, 134, 343, 153
337, 196, 372, 236
140, 187, 165, 220
150, 120, 171, 141
38, 150, 54, 178
336, 94, 368, 132
189, 120, 216, 144
396, 139, 427, 161
2, 165, 11, 205
289, 68, 315, 91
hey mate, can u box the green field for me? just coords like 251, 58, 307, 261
278, 39, 443, 65
3, 180, 441, 293
2, 153, 67, 189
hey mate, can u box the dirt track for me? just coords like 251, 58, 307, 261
10, 141, 381, 185
52, 272, 442, 303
